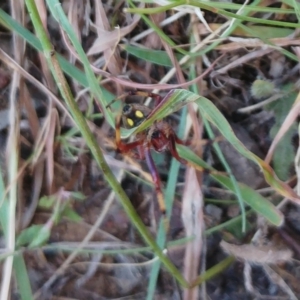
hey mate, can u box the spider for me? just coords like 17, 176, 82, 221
114, 91, 206, 219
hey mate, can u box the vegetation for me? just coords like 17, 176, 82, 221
0, 0, 299, 299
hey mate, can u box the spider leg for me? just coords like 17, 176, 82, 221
137, 145, 145, 159
169, 135, 190, 165
174, 134, 223, 148
144, 146, 166, 217
175, 135, 190, 146
127, 90, 164, 108
169, 135, 207, 173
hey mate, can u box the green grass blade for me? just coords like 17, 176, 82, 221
122, 44, 184, 67
146, 106, 188, 299
213, 175, 283, 226
128, 2, 295, 15
0, 8, 114, 101
177, 145, 283, 226
129, 1, 300, 28
127, 0, 189, 56
25, 0, 188, 288
133, 88, 298, 205
237, 23, 299, 62
266, 88, 297, 180
203, 118, 246, 231
13, 254, 34, 300
190, 66, 246, 232
235, 25, 294, 38
45, 0, 114, 127
193, 94, 300, 202
205, 210, 254, 236
0, 166, 8, 236
191, 256, 235, 287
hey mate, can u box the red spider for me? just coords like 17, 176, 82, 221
115, 91, 201, 217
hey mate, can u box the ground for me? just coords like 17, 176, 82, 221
0, 1, 300, 300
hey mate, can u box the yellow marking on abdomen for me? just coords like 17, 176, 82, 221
135, 110, 144, 118
127, 118, 134, 127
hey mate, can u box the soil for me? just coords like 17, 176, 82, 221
0, 1, 300, 300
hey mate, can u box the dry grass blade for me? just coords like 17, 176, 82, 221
2, 0, 300, 298
21, 162, 44, 229
217, 37, 300, 51
220, 240, 292, 264
0, 48, 73, 121
92, 0, 121, 76
153, 0, 212, 32
96, 54, 224, 90
211, 48, 273, 76
34, 170, 124, 299
45, 109, 58, 193
264, 265, 298, 300
182, 168, 205, 300
0, 0, 24, 298
87, 4, 143, 56
35, 0, 56, 92
21, 85, 40, 139
295, 123, 300, 195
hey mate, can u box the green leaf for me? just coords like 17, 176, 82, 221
266, 87, 297, 180
122, 45, 184, 67
118, 88, 291, 226
177, 145, 283, 226
122, 89, 299, 206
28, 225, 51, 248
213, 175, 283, 226
62, 207, 82, 222
71, 192, 85, 201
192, 91, 300, 203
14, 255, 34, 300
205, 210, 254, 236
238, 25, 294, 39
16, 225, 44, 247
38, 195, 55, 209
